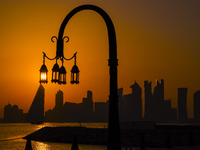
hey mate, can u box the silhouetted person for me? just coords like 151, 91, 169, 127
25, 137, 32, 150
71, 135, 79, 150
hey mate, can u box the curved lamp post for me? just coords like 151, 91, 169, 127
39, 4, 120, 150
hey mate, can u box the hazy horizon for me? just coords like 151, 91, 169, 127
0, 0, 200, 118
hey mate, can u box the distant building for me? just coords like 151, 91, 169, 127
26, 85, 45, 123
81, 90, 94, 122
4, 103, 24, 123
178, 88, 188, 122
63, 102, 82, 122
119, 81, 142, 122
4, 103, 12, 123
144, 81, 153, 121
144, 79, 177, 123
94, 101, 109, 122
54, 90, 64, 122
130, 82, 142, 120
193, 90, 200, 122
163, 99, 177, 122
55, 90, 63, 108
45, 109, 54, 122
153, 79, 165, 122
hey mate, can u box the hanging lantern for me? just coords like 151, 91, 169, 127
70, 64, 80, 84
39, 64, 48, 84
58, 65, 67, 84
51, 62, 60, 83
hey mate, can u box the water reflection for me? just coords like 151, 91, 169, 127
33, 141, 51, 150
0, 123, 108, 150
33, 122, 53, 131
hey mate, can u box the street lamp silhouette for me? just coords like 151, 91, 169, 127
39, 36, 79, 85
39, 4, 121, 150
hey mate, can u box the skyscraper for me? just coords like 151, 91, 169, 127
4, 104, 24, 123
121, 81, 142, 121
178, 88, 188, 122
130, 81, 142, 120
193, 90, 200, 122
153, 79, 164, 122
54, 90, 64, 122
55, 90, 63, 108
4, 103, 12, 123
26, 84, 45, 123
81, 90, 94, 122
144, 80, 152, 120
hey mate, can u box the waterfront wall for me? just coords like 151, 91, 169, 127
24, 125, 200, 147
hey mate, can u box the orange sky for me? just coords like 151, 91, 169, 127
0, 0, 200, 118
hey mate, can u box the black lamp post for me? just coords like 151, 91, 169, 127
39, 4, 121, 150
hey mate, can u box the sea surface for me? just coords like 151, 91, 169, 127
0, 122, 108, 150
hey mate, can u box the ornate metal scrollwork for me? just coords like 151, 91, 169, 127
51, 36, 58, 43
63, 36, 69, 43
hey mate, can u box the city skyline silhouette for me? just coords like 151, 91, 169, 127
3, 79, 200, 124
0, 1, 200, 150
0, 1, 199, 120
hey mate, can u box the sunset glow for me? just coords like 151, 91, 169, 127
0, 0, 199, 118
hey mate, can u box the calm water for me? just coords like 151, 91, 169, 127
0, 123, 108, 150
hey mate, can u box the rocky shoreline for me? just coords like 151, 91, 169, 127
23, 125, 200, 147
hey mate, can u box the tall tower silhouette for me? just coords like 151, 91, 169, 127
81, 90, 94, 122
193, 90, 200, 122
54, 90, 64, 122
121, 81, 142, 121
153, 79, 164, 122
130, 81, 142, 120
178, 88, 188, 122
55, 90, 63, 108
26, 85, 45, 123
144, 81, 152, 120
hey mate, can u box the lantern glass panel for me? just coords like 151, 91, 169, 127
41, 72, 47, 81
58, 66, 67, 84
39, 64, 48, 83
52, 63, 60, 83
59, 73, 66, 84
71, 72, 79, 84
59, 74, 63, 82
52, 71, 59, 83
71, 73, 74, 82
52, 72, 59, 80
70, 64, 80, 84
